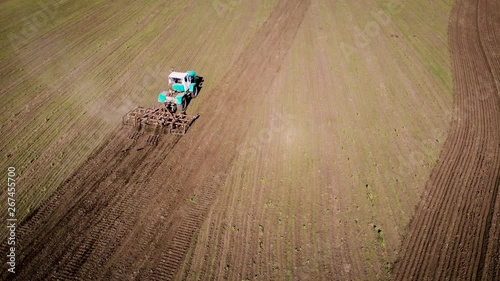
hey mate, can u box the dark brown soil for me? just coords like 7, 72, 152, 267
393, 0, 500, 280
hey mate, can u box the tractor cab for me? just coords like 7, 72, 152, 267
168, 71, 188, 92
168, 71, 197, 93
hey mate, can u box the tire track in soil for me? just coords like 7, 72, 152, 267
1, 1, 311, 280
393, 0, 500, 280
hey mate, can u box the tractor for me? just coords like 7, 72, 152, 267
158, 70, 200, 113
122, 68, 201, 138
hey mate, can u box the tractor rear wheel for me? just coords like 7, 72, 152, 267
177, 96, 187, 112
190, 86, 199, 98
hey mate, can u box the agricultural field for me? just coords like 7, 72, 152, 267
0, 0, 498, 280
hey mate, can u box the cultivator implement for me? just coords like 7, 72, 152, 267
122, 104, 199, 137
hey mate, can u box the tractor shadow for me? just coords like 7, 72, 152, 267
185, 76, 204, 109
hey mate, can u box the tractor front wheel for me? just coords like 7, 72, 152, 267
177, 96, 187, 112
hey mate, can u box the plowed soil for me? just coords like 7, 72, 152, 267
393, 0, 500, 280
1, 0, 498, 280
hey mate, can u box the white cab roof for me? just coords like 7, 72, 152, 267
169, 72, 187, 79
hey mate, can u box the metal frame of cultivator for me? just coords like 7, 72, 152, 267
122, 104, 199, 143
